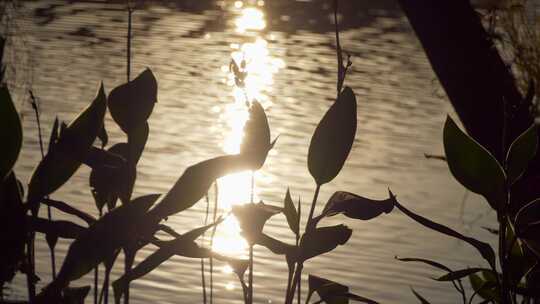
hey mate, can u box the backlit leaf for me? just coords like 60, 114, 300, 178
150, 154, 257, 219
308, 87, 357, 185
233, 202, 282, 244
506, 124, 538, 184
443, 116, 505, 210
469, 271, 500, 303
299, 224, 352, 261
0, 86, 22, 180
307, 275, 378, 304
283, 188, 299, 235
319, 189, 395, 221
28, 84, 107, 202
394, 199, 496, 270
240, 100, 273, 170
108, 68, 157, 133
52, 194, 160, 287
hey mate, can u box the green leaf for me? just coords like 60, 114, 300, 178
233, 202, 282, 244
318, 189, 395, 222
28, 83, 107, 202
0, 86, 22, 180
299, 224, 352, 261
240, 100, 274, 170
506, 124, 538, 184
410, 288, 431, 304
443, 116, 505, 210
149, 154, 257, 219
514, 198, 540, 258
469, 271, 500, 303
108, 68, 157, 134
308, 87, 357, 185
436, 268, 491, 281
283, 188, 299, 235
53, 194, 160, 287
394, 200, 496, 270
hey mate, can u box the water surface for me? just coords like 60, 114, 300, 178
4, 1, 495, 303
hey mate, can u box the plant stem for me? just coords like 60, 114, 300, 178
94, 210, 102, 304
306, 184, 321, 229
201, 194, 210, 304
209, 183, 219, 304
126, 2, 132, 83
123, 249, 135, 304
248, 245, 254, 304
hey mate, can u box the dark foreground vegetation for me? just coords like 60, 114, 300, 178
1, 0, 540, 303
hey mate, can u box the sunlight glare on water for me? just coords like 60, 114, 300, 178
211, 2, 285, 258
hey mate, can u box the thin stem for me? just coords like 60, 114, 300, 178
209, 183, 219, 304
94, 210, 102, 304
123, 249, 135, 304
201, 194, 210, 304
248, 245, 254, 304
126, 2, 132, 83
306, 185, 321, 229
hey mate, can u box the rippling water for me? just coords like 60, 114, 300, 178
4, 1, 497, 303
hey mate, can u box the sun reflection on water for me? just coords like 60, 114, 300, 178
210, 3, 285, 258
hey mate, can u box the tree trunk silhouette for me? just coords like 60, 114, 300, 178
397, 0, 540, 213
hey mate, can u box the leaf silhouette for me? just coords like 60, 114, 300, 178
27, 216, 86, 239
108, 68, 157, 133
89, 143, 136, 212
149, 154, 256, 219
308, 87, 357, 185
307, 275, 378, 304
0, 86, 22, 180
233, 201, 282, 244
51, 194, 160, 288
394, 199, 496, 269
283, 188, 299, 235
112, 220, 226, 303
443, 116, 506, 210
97, 122, 108, 148
299, 224, 352, 261
62, 285, 90, 304
47, 117, 59, 155
28, 84, 107, 203
240, 100, 274, 170
317, 189, 395, 223
394, 256, 452, 272
410, 288, 431, 304
256, 233, 296, 256
506, 124, 538, 184
436, 268, 491, 281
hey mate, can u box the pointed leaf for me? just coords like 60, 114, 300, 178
97, 122, 108, 148
240, 100, 272, 169
308, 87, 357, 185
506, 124, 538, 184
150, 154, 256, 219
394, 200, 496, 270
443, 116, 505, 210
321, 189, 395, 220
233, 202, 282, 244
0, 86, 22, 180
48, 117, 59, 155
410, 288, 431, 304
256, 233, 296, 256
436, 268, 491, 281
54, 194, 160, 286
108, 68, 157, 133
300, 224, 352, 261
28, 84, 107, 202
283, 188, 299, 235
395, 256, 452, 272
